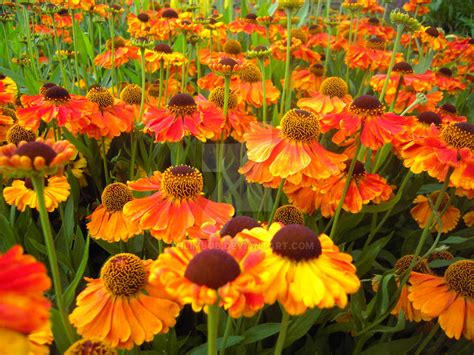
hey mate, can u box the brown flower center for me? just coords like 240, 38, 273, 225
40, 83, 57, 96
349, 95, 385, 116
425, 26, 439, 38
244, 13, 257, 23
271, 224, 322, 261
166, 93, 197, 116
184, 249, 241, 289
14, 141, 57, 166
441, 122, 474, 150
238, 63, 262, 83
101, 253, 147, 296
161, 8, 179, 19
137, 13, 149, 22
120, 84, 142, 105
209, 87, 238, 110
281, 109, 320, 143
368, 17, 379, 25
345, 160, 366, 177
66, 339, 117, 355
444, 260, 473, 298
320, 77, 348, 98
393, 61, 414, 74
417, 111, 441, 126
44, 86, 71, 104
274, 205, 305, 225
223, 39, 242, 55
394, 255, 430, 275
220, 216, 260, 237
154, 43, 172, 54
291, 28, 308, 44
438, 67, 452, 77
105, 36, 126, 50
161, 165, 203, 200
440, 103, 456, 114
101, 183, 133, 212
6, 124, 36, 145
219, 57, 238, 70
87, 86, 114, 109
365, 36, 385, 50
310, 63, 324, 77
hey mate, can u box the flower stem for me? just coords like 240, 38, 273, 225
219, 316, 233, 355
274, 308, 290, 355
279, 8, 293, 116
50, 14, 68, 90
379, 24, 404, 103
31, 176, 75, 345
414, 323, 439, 355
101, 137, 110, 185
389, 74, 404, 113
268, 178, 286, 225
108, 14, 118, 95
259, 58, 268, 123
207, 303, 219, 355
329, 140, 362, 239
217, 76, 230, 202
158, 62, 164, 108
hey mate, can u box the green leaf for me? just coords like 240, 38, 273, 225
50, 308, 73, 353
429, 257, 464, 268
355, 234, 392, 276
64, 235, 90, 309
241, 323, 281, 345
361, 334, 423, 355
188, 336, 244, 355
442, 236, 470, 244
0, 215, 17, 251
285, 308, 321, 347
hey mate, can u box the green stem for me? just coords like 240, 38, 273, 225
389, 75, 404, 113
31, 176, 75, 345
108, 14, 118, 94
181, 36, 187, 91
69, 8, 82, 93
50, 15, 68, 90
268, 178, 286, 225
414, 323, 440, 355
217, 76, 230, 202
274, 308, 290, 355
207, 303, 219, 355
101, 137, 110, 185
279, 8, 292, 116
158, 62, 164, 107
379, 24, 404, 103
220, 316, 233, 355
259, 58, 268, 123
329, 141, 362, 239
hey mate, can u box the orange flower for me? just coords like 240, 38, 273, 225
16, 86, 96, 133
0, 245, 51, 334
400, 122, 474, 190
82, 86, 134, 139
318, 160, 393, 217
403, 0, 431, 15
413, 26, 447, 52
0, 81, 14, 105
231, 63, 280, 108
409, 260, 473, 341
127, 12, 155, 38
240, 109, 347, 186
0, 138, 75, 177
345, 37, 403, 71
387, 89, 443, 115
291, 64, 324, 97
94, 37, 140, 69
272, 37, 321, 63
143, 93, 225, 143
433, 68, 466, 93
228, 14, 266, 35
356, 17, 396, 41
297, 77, 352, 115
69, 253, 180, 349
463, 210, 474, 227
410, 191, 460, 233
435, 103, 467, 124
87, 183, 142, 243
284, 182, 323, 214
149, 234, 267, 317
123, 165, 234, 243
321, 95, 409, 150
0, 111, 14, 141
197, 89, 256, 142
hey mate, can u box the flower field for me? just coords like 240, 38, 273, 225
0, 0, 473, 354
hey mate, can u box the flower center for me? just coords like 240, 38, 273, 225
44, 86, 71, 104
438, 67, 452, 77
393, 61, 414, 74
6, 124, 36, 145
120, 84, 142, 105
209, 87, 238, 110
441, 122, 474, 150
154, 43, 172, 54
440, 103, 456, 114
281, 109, 320, 143
444, 260, 473, 298
417, 111, 441, 126
425, 26, 440, 37
137, 13, 149, 22
394, 255, 430, 275
14, 141, 57, 166
87, 86, 114, 109
66, 339, 117, 355
101, 253, 147, 296
166, 93, 197, 116
148, 82, 161, 97
365, 36, 385, 50
184, 249, 241, 289
368, 17, 379, 25
310, 63, 324, 77
349, 95, 385, 116
161, 8, 179, 19
320, 77, 348, 98
273, 205, 305, 226
427, 191, 451, 212
291, 28, 308, 44
219, 57, 238, 70
271, 224, 322, 261
345, 160, 366, 177
105, 36, 126, 50
244, 13, 257, 23
40, 83, 57, 96
220, 216, 260, 237
223, 39, 242, 55
161, 165, 203, 200
101, 183, 133, 212
238, 63, 262, 83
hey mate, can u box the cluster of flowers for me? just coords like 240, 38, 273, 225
0, 0, 472, 352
